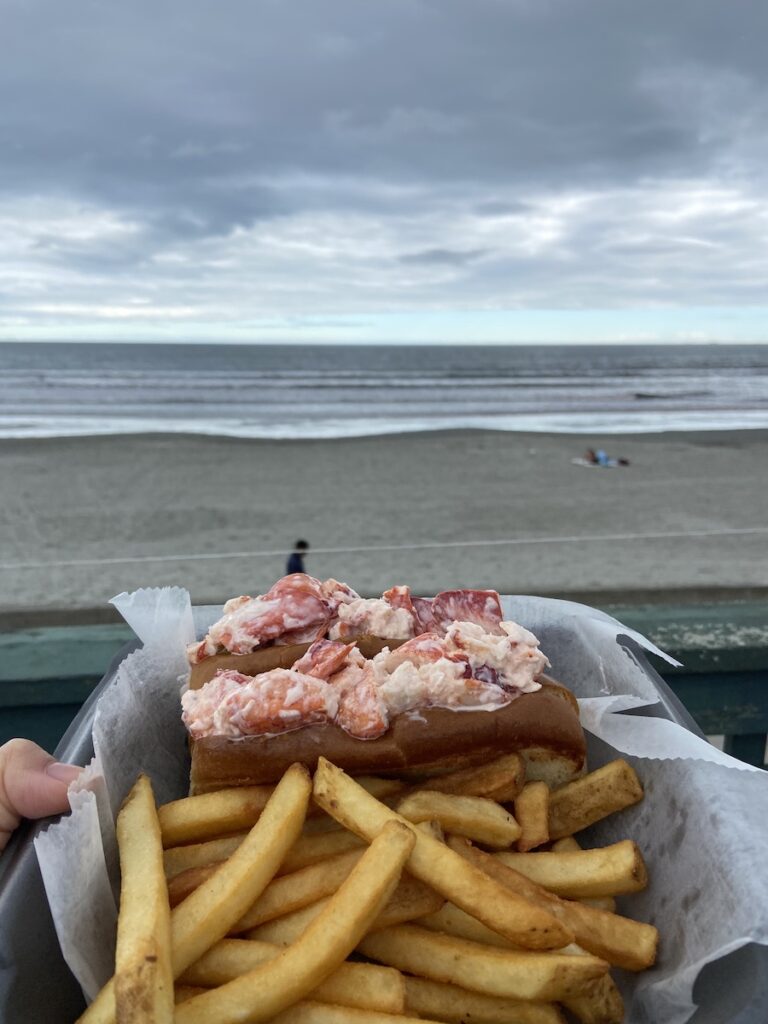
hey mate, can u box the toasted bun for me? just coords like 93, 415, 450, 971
188, 676, 586, 794
188, 635, 395, 689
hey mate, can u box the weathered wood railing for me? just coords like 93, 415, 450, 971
1, 604, 766, 767
608, 602, 768, 769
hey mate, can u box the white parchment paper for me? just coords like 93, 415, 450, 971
34, 589, 768, 1023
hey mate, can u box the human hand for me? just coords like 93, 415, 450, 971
0, 739, 82, 851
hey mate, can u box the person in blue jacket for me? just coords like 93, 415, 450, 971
286, 539, 310, 575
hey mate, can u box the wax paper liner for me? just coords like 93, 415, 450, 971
33, 756, 117, 1002
34, 588, 195, 1003
35, 589, 768, 1022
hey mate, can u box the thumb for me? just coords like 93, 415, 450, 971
0, 739, 82, 851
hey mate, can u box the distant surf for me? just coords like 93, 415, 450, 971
0, 341, 766, 439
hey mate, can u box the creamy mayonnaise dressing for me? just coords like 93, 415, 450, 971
329, 598, 416, 640
184, 617, 547, 740
444, 620, 549, 684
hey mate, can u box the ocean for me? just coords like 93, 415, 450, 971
1, 341, 767, 439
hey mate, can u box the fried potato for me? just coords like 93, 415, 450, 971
416, 903, 623, 1024
403, 974, 565, 1024
450, 837, 657, 971
232, 849, 364, 932
158, 785, 274, 847
514, 781, 550, 851
551, 836, 581, 852
397, 790, 521, 848
312, 758, 573, 950
268, 1002, 438, 1024
175, 821, 415, 1024
79, 764, 315, 1024
245, 875, 444, 945
358, 925, 608, 1002
403, 976, 566, 1024
179, 938, 405, 1013
579, 896, 618, 913
174, 986, 207, 1004
548, 760, 644, 840
170, 763, 312, 973
169, 862, 220, 907
562, 973, 625, 1024
113, 775, 174, 1024
495, 840, 648, 898
419, 901, 512, 948
415, 753, 526, 802
281, 829, 366, 872
164, 832, 248, 881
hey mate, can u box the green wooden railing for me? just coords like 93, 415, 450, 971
608, 603, 768, 769
1, 604, 766, 767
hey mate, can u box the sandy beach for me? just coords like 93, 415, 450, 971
0, 428, 766, 621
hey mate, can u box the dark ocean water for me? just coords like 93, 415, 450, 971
1, 341, 767, 438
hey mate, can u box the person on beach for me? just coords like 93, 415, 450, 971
286, 539, 310, 575
0, 739, 81, 852
581, 447, 630, 467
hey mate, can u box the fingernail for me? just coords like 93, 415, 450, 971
45, 762, 83, 784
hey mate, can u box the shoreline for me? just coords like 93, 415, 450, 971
1, 428, 766, 617
1, 423, 768, 447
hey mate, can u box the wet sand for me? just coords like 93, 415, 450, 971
0, 428, 766, 620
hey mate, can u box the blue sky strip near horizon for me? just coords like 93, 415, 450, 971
1, 1, 767, 345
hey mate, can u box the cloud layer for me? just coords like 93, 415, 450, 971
1, 0, 767, 340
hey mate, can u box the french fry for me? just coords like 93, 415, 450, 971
396, 790, 521, 848
158, 785, 274, 846
164, 832, 248, 880
548, 760, 643, 840
174, 987, 207, 1004
551, 836, 581, 853
169, 863, 220, 907
113, 775, 174, 1024
449, 837, 657, 971
232, 849, 365, 932
553, 838, 619, 905
281, 830, 366, 872
579, 896, 618, 913
357, 925, 608, 1002
301, 814, 345, 836
354, 777, 409, 800
312, 758, 573, 950
403, 976, 566, 1024
171, 847, 367, 921
170, 763, 312, 971
416, 753, 526, 802
515, 781, 550, 851
553, 839, 619, 906
495, 840, 648, 898
179, 938, 405, 1013
268, 1003, 437, 1024
417, 904, 624, 1024
165, 826, 365, 889
562, 973, 625, 1024
420, 902, 511, 948
245, 875, 444, 945
175, 820, 415, 1024
166, 815, 360, 880
78, 762, 312, 1024
552, 831, 618, 905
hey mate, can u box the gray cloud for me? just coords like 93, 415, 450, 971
399, 248, 490, 267
0, 0, 767, 335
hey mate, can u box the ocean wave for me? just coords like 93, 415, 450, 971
1, 409, 767, 441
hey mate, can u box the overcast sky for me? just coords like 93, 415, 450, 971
2, 0, 767, 344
